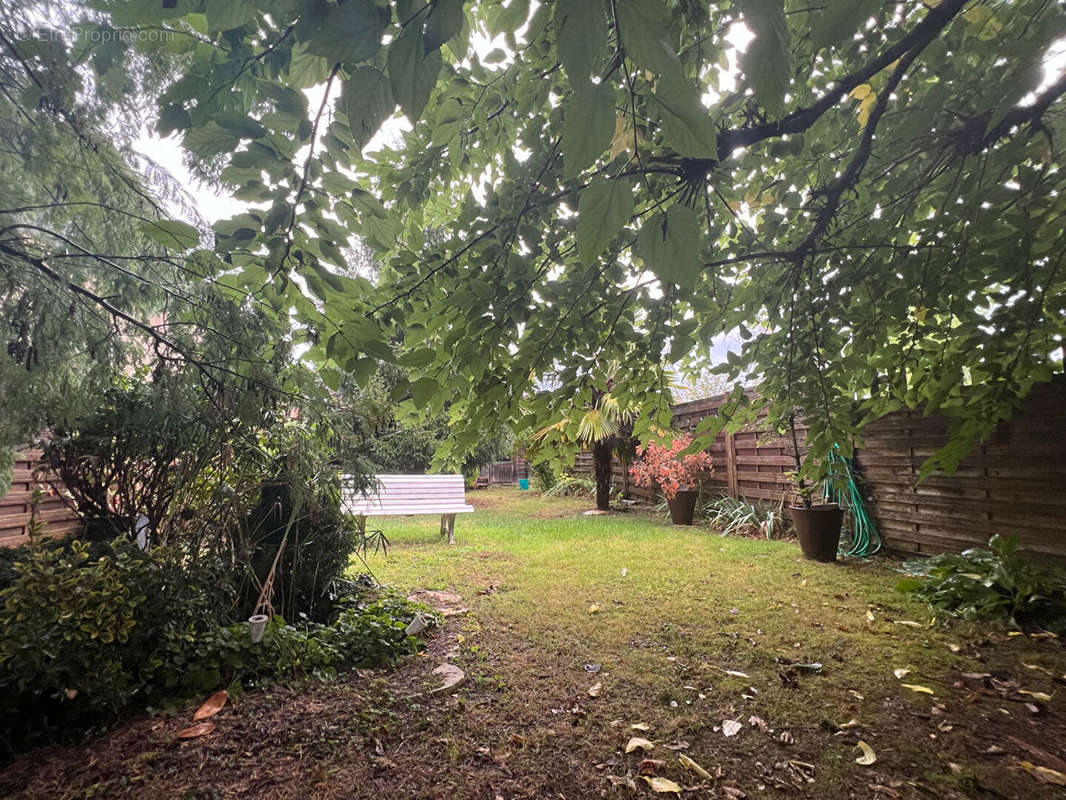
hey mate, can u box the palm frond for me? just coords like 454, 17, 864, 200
576, 409, 619, 444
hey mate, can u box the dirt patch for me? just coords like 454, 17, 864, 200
407, 589, 469, 617
3, 617, 1065, 800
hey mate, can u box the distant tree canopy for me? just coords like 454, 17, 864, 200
3, 1, 1066, 483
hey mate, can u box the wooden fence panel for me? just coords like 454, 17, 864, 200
571, 376, 1066, 557
852, 378, 1066, 556
0, 450, 82, 548
481, 459, 529, 485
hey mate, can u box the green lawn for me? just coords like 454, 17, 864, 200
365, 489, 1066, 798
5, 488, 1065, 799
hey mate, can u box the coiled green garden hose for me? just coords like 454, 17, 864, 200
824, 446, 882, 557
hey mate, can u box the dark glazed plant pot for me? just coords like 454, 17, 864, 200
789, 504, 844, 562
667, 489, 699, 525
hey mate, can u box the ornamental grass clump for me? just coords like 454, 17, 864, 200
628, 435, 713, 500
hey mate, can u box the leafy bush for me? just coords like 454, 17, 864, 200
41, 378, 236, 545
896, 535, 1066, 628
543, 474, 597, 498
529, 459, 559, 492
242, 474, 357, 622
704, 496, 791, 539
0, 539, 234, 753
0, 538, 433, 758
629, 435, 713, 500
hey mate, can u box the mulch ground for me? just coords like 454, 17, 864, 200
3, 609, 1065, 800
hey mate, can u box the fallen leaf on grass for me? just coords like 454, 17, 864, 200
176, 722, 216, 740
631, 722, 651, 732
642, 776, 682, 794
1021, 662, 1053, 676
854, 740, 877, 765
1018, 689, 1053, 702
901, 683, 935, 695
626, 737, 655, 753
193, 690, 229, 720
893, 668, 911, 679
893, 620, 923, 628
789, 760, 816, 782
640, 758, 665, 775
839, 718, 861, 729
722, 719, 742, 737
588, 682, 602, 698
588, 604, 600, 614
865, 610, 875, 623
679, 753, 713, 779
724, 669, 750, 678
1020, 761, 1066, 786
946, 643, 962, 653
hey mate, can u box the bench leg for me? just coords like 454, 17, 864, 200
440, 513, 456, 544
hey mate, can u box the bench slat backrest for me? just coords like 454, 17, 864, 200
341, 473, 475, 516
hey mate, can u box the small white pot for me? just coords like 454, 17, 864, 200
248, 614, 269, 644
405, 613, 428, 636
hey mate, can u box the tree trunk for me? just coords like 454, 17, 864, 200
592, 441, 612, 511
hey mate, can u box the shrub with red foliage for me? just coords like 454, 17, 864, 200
628, 435, 713, 500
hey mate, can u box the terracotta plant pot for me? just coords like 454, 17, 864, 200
667, 489, 699, 525
789, 504, 844, 562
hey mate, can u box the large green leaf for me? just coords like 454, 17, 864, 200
633, 204, 701, 289
411, 376, 440, 409
577, 177, 634, 266
424, 0, 466, 52
205, 0, 255, 31
561, 80, 614, 179
809, 0, 879, 52
343, 67, 395, 150
139, 219, 200, 250
304, 0, 389, 64
493, 0, 530, 35
554, 0, 606, 84
388, 27, 443, 123
614, 0, 682, 80
741, 0, 791, 115
652, 74, 717, 159
183, 121, 239, 158
208, 112, 266, 140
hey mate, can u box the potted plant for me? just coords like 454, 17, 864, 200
629, 435, 713, 525
785, 415, 843, 562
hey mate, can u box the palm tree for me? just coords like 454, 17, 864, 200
531, 385, 634, 511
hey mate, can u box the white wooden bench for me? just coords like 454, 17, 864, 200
341, 474, 474, 544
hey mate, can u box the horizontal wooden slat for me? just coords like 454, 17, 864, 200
341, 473, 474, 517
0, 449, 81, 547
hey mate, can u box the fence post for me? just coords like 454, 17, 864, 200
724, 433, 739, 497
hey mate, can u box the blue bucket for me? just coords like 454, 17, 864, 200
518, 478, 530, 490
